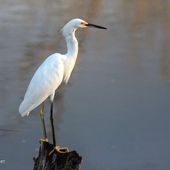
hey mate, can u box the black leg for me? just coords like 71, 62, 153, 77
40, 103, 47, 139
50, 101, 56, 146
48, 101, 69, 156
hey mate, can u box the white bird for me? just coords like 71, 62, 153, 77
19, 18, 106, 153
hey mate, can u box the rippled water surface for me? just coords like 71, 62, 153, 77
0, 0, 170, 169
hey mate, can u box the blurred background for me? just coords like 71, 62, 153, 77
0, 0, 170, 169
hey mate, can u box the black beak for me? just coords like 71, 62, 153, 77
87, 23, 107, 29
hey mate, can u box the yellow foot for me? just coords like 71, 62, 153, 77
39, 138, 48, 143
49, 146, 69, 156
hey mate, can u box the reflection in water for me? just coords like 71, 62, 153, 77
0, 128, 19, 138
121, 0, 170, 81
1, 0, 170, 170
160, 2, 170, 81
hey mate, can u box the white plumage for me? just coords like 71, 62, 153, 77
19, 18, 106, 117
19, 53, 65, 116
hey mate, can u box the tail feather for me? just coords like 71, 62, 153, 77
19, 101, 30, 117
19, 94, 49, 117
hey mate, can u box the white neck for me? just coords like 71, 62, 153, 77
65, 30, 78, 58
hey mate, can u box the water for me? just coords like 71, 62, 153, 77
0, 0, 170, 169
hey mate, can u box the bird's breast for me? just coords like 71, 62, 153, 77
63, 56, 77, 83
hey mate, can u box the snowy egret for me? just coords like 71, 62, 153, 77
19, 18, 107, 152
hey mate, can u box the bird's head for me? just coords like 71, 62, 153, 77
62, 18, 107, 37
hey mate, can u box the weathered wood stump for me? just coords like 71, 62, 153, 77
33, 141, 82, 170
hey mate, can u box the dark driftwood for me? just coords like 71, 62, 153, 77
33, 141, 82, 170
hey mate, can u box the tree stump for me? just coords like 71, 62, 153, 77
33, 141, 82, 170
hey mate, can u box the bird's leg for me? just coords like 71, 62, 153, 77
40, 103, 48, 142
49, 101, 69, 155
50, 101, 56, 146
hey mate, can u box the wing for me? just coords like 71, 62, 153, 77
19, 53, 65, 116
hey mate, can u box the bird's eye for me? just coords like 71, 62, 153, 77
81, 22, 88, 26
